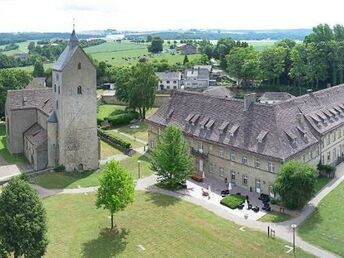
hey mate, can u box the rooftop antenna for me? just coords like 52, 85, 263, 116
73, 18, 75, 31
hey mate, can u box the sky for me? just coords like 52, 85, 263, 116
0, 0, 343, 32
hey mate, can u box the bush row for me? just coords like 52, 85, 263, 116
220, 194, 245, 209
98, 129, 132, 150
97, 111, 139, 127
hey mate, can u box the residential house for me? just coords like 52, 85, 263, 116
178, 44, 197, 55
156, 71, 183, 90
184, 67, 210, 88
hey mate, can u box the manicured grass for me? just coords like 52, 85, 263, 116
43, 192, 314, 258
84, 40, 147, 54
117, 121, 149, 142
299, 181, 344, 257
97, 104, 127, 120
119, 153, 153, 179
0, 124, 26, 164
31, 154, 153, 189
314, 176, 331, 194
30, 168, 105, 189
100, 140, 122, 158
258, 211, 291, 223
108, 130, 145, 148
220, 194, 245, 209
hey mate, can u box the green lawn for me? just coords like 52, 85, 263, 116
119, 153, 152, 179
43, 191, 314, 258
259, 211, 291, 223
314, 176, 331, 194
108, 130, 145, 148
84, 40, 147, 54
97, 104, 127, 120
117, 122, 149, 142
31, 153, 153, 189
100, 140, 122, 158
299, 181, 344, 257
0, 124, 26, 164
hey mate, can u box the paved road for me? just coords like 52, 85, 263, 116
31, 163, 344, 258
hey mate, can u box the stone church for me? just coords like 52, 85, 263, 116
5, 30, 99, 171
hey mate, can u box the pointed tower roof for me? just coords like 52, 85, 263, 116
53, 29, 80, 71
69, 29, 79, 48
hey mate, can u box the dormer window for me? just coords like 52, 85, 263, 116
77, 86, 82, 95
78, 62, 81, 70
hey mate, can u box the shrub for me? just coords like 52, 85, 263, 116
220, 194, 245, 209
107, 112, 139, 127
98, 129, 132, 150
318, 163, 336, 177
54, 165, 65, 172
97, 117, 104, 126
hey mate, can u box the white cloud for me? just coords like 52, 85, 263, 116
0, 0, 343, 32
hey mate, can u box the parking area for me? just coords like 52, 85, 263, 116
181, 175, 269, 221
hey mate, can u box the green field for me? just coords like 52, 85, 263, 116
258, 211, 291, 223
0, 40, 34, 55
43, 191, 314, 258
97, 104, 127, 120
31, 153, 153, 189
299, 181, 344, 256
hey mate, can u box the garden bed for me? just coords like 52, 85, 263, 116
220, 194, 246, 209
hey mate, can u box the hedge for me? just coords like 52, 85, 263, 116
98, 129, 132, 150
220, 194, 245, 209
107, 112, 139, 127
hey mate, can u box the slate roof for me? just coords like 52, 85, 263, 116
53, 30, 79, 71
156, 71, 182, 81
203, 86, 233, 98
6, 88, 52, 115
185, 68, 209, 80
147, 85, 344, 161
259, 92, 295, 102
25, 77, 46, 89
24, 124, 47, 146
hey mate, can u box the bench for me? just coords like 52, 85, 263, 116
191, 173, 203, 182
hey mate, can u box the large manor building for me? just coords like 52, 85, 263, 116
147, 86, 344, 196
5, 30, 99, 171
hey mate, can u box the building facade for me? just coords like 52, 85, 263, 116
156, 71, 183, 90
5, 30, 99, 171
147, 86, 344, 196
184, 68, 210, 88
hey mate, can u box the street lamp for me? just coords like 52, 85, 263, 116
291, 224, 297, 254
137, 160, 141, 179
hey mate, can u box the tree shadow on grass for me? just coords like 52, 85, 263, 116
82, 228, 129, 258
144, 191, 180, 208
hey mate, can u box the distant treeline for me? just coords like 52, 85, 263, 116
0, 32, 98, 46
126, 29, 312, 41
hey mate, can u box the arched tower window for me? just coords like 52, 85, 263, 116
77, 86, 82, 95
78, 63, 81, 70
54, 84, 56, 92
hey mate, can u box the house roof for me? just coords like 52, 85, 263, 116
259, 92, 295, 102
185, 68, 209, 80
25, 77, 46, 89
24, 124, 47, 147
6, 88, 52, 115
156, 71, 182, 81
203, 86, 233, 98
193, 65, 212, 72
147, 86, 344, 161
47, 111, 58, 123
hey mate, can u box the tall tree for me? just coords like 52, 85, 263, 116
305, 23, 334, 43
96, 161, 135, 229
183, 55, 189, 65
127, 62, 158, 118
333, 24, 344, 41
0, 69, 31, 115
198, 40, 214, 59
150, 125, 194, 190
273, 160, 317, 209
148, 37, 164, 53
115, 66, 131, 102
226, 46, 259, 86
290, 43, 308, 89
33, 60, 44, 77
259, 46, 287, 85
0, 177, 48, 258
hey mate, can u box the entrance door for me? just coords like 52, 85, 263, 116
199, 159, 203, 172
231, 171, 236, 185
255, 179, 261, 194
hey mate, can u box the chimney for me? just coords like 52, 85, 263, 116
244, 93, 256, 111
296, 112, 305, 124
